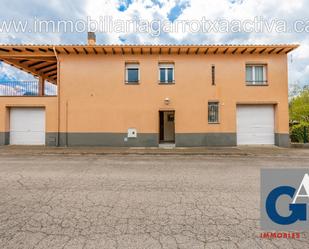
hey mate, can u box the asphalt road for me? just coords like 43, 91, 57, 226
1, 150, 309, 249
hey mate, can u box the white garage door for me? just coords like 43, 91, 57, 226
237, 105, 274, 145
10, 108, 45, 145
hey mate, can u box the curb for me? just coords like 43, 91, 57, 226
290, 143, 309, 148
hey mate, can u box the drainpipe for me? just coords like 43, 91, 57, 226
53, 46, 61, 147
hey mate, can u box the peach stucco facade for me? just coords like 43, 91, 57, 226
0, 44, 297, 147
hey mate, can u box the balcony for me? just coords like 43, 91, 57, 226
0, 80, 57, 96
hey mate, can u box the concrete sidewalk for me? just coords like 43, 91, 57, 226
0, 145, 307, 157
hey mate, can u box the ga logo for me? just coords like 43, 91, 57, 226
266, 174, 309, 225
261, 169, 309, 230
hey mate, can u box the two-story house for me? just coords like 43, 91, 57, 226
0, 33, 298, 147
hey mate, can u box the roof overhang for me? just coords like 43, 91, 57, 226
0, 44, 299, 84
0, 46, 57, 84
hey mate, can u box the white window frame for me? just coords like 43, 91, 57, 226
246, 64, 267, 85
125, 63, 140, 84
159, 63, 175, 84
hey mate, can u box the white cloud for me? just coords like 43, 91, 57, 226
0, 63, 35, 81
293, 44, 309, 60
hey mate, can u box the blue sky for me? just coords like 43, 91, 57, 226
0, 0, 308, 90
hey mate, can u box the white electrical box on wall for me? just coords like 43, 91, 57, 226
127, 128, 137, 138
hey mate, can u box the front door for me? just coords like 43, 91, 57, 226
159, 111, 175, 143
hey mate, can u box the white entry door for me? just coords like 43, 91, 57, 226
10, 108, 45, 145
237, 105, 274, 145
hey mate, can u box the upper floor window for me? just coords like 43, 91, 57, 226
125, 63, 139, 84
159, 63, 174, 84
246, 64, 267, 85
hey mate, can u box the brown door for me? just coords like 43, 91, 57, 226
159, 111, 175, 143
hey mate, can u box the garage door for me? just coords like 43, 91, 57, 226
237, 105, 274, 145
10, 108, 45, 145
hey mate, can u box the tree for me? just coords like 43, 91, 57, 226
289, 86, 309, 122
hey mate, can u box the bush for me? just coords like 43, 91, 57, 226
290, 122, 309, 143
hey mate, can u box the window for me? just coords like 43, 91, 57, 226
125, 63, 139, 84
246, 64, 267, 85
208, 102, 219, 123
159, 63, 174, 84
211, 65, 215, 85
